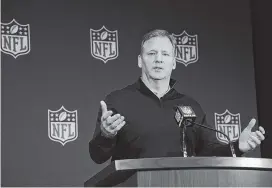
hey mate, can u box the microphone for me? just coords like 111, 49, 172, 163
174, 105, 237, 157
174, 106, 197, 128
174, 106, 197, 157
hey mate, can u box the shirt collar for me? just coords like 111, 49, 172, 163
135, 77, 177, 97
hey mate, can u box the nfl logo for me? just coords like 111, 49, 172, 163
214, 110, 241, 144
48, 106, 78, 146
90, 26, 118, 63
1, 19, 31, 58
173, 31, 198, 66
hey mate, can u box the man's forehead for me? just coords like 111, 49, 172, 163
143, 36, 173, 50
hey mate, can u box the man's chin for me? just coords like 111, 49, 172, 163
150, 74, 167, 80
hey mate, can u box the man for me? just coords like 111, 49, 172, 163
89, 29, 265, 164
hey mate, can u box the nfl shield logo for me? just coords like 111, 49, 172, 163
1, 19, 31, 58
214, 110, 241, 144
173, 31, 198, 66
90, 26, 118, 63
48, 106, 78, 146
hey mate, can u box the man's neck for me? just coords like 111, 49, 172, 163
141, 75, 170, 98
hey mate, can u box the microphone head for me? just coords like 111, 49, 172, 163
174, 107, 183, 124
174, 105, 197, 127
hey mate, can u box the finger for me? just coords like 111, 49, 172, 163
251, 132, 258, 138
259, 126, 265, 135
251, 132, 263, 141
246, 118, 256, 131
100, 101, 108, 115
104, 119, 125, 135
250, 134, 261, 145
256, 130, 265, 140
101, 110, 113, 121
247, 140, 256, 150
106, 114, 121, 125
110, 116, 125, 130
101, 123, 115, 136
115, 121, 126, 132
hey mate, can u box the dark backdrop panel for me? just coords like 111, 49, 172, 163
1, 0, 259, 186
251, 0, 272, 159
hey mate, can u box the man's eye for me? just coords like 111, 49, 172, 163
148, 52, 155, 55
163, 53, 169, 56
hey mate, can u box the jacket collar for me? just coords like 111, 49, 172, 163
135, 77, 177, 98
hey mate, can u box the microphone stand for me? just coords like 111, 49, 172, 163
178, 120, 188, 157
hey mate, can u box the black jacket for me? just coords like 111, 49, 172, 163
89, 78, 242, 164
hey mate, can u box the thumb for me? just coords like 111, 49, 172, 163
246, 118, 256, 131
100, 101, 108, 114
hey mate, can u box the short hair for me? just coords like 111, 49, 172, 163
140, 29, 176, 54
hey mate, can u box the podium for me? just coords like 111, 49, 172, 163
84, 157, 272, 187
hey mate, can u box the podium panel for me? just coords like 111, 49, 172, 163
137, 169, 271, 187
84, 157, 272, 187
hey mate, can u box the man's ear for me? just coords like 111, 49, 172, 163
138, 55, 142, 68
172, 59, 176, 70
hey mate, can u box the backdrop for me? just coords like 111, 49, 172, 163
1, 0, 259, 186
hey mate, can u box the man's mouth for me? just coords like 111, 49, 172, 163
153, 67, 163, 70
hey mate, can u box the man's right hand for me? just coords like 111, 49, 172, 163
100, 100, 126, 138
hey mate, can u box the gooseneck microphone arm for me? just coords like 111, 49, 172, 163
188, 120, 237, 157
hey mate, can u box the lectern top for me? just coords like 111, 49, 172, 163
114, 157, 272, 171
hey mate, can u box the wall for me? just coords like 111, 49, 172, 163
1, 0, 259, 186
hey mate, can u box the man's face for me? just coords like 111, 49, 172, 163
138, 36, 176, 80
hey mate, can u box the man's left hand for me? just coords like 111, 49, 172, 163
239, 118, 265, 153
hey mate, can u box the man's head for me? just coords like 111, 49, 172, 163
138, 29, 177, 81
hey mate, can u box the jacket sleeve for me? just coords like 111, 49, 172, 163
195, 114, 244, 157
89, 95, 117, 164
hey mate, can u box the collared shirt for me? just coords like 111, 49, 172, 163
89, 78, 242, 164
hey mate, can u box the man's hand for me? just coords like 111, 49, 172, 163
100, 101, 126, 138
239, 118, 265, 153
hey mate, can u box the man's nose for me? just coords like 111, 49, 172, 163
155, 53, 163, 63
